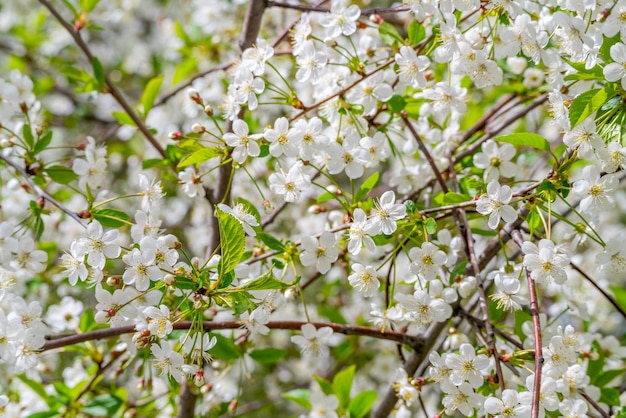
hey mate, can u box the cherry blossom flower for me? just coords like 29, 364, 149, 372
295, 41, 327, 84
178, 167, 206, 198
393, 368, 418, 406
268, 162, 311, 202
325, 134, 369, 179
181, 332, 217, 364
309, 391, 339, 418
563, 119, 603, 159
264, 117, 302, 158
151, 340, 185, 383
45, 296, 84, 332
394, 46, 430, 88
445, 343, 489, 387
348, 263, 379, 297
138, 174, 164, 213
519, 376, 559, 418
396, 289, 452, 330
442, 382, 484, 416
408, 242, 447, 282
571, 165, 618, 214
368, 191, 406, 235
291, 323, 334, 357
347, 208, 376, 255
490, 271, 528, 310
223, 119, 262, 163
240, 38, 274, 76
122, 247, 163, 291
522, 239, 569, 284
72, 137, 107, 190
319, 0, 361, 38
139, 305, 173, 338
94, 284, 137, 326
240, 308, 270, 336
13, 236, 47, 273
300, 231, 338, 274
475, 180, 517, 229
473, 140, 517, 182
484, 390, 529, 418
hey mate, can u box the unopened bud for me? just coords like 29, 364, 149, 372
169, 131, 183, 140
163, 274, 176, 286
370, 14, 383, 24
204, 105, 214, 116
228, 400, 238, 413
106, 276, 122, 287
188, 88, 203, 104
191, 123, 205, 134
194, 370, 205, 386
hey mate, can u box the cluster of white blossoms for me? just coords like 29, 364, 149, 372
2, 0, 626, 414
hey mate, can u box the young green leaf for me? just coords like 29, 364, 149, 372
249, 348, 287, 364
34, 131, 53, 154
257, 232, 286, 252
332, 365, 355, 409
230, 270, 297, 292
495, 132, 550, 151
91, 57, 105, 86
349, 390, 377, 418
93, 208, 132, 228
140, 76, 164, 117
45, 165, 79, 185
217, 209, 246, 279
569, 86, 613, 129
178, 147, 221, 168
408, 20, 425, 45
356, 172, 379, 202
283, 389, 312, 409
378, 22, 403, 47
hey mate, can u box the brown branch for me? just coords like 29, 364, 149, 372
570, 262, 626, 319
511, 230, 543, 418
579, 389, 611, 418
38, 0, 166, 159
41, 320, 421, 352
0, 154, 87, 228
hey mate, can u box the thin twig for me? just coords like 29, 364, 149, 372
0, 154, 87, 228
41, 320, 421, 352
570, 262, 626, 319
38, 0, 166, 159
511, 229, 543, 418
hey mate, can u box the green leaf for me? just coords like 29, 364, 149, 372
317, 191, 336, 204
378, 21, 403, 46
93, 208, 132, 228
17, 375, 50, 406
112, 111, 135, 126
609, 286, 626, 312
569, 86, 613, 129
83, 394, 124, 416
258, 232, 286, 252
217, 270, 235, 289
23, 124, 35, 148
142, 158, 170, 169
208, 333, 240, 360
332, 365, 355, 408
26, 412, 60, 418
178, 147, 221, 168
232, 270, 297, 292
496, 132, 550, 151
45, 165, 78, 185
173, 57, 198, 85
91, 57, 105, 86
80, 0, 100, 12
217, 291, 252, 315
386, 95, 406, 114
599, 34, 622, 62
349, 390, 377, 418
34, 131, 53, 154
588, 340, 605, 380
249, 348, 287, 364
217, 209, 245, 279
600, 387, 621, 406
594, 368, 626, 387
424, 217, 437, 234
318, 304, 347, 325
314, 375, 334, 396
408, 20, 425, 44
442, 192, 471, 205
140, 76, 164, 117
356, 172, 379, 202
283, 389, 311, 409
